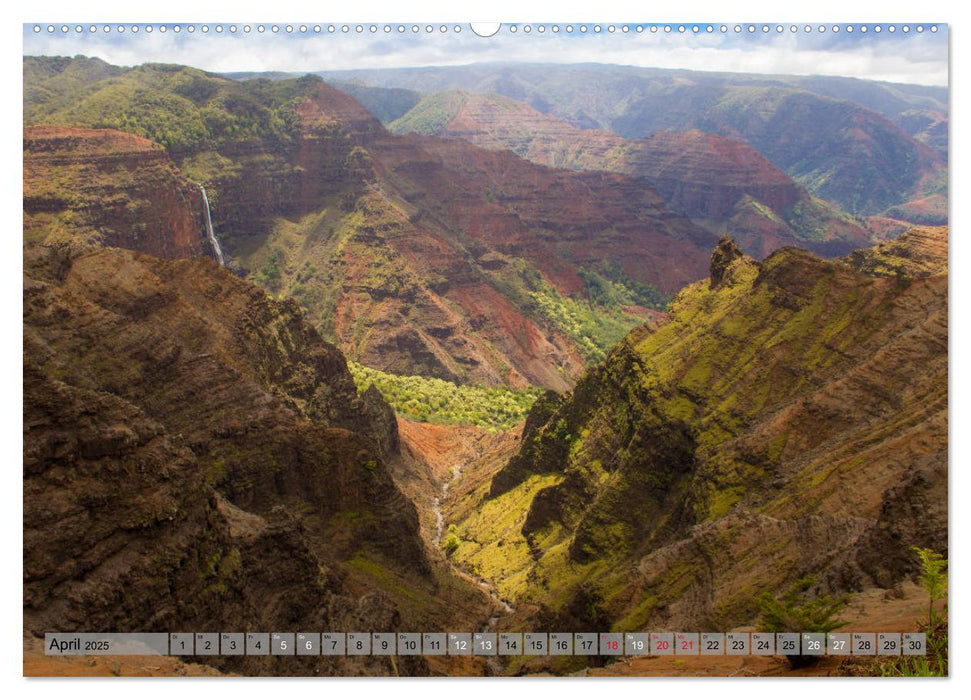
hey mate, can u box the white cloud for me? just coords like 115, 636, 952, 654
23, 24, 948, 87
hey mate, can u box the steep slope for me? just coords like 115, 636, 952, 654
23, 241, 491, 674
325, 63, 947, 217
331, 80, 422, 123
445, 229, 947, 633
24, 58, 717, 390
23, 125, 214, 259
389, 91, 870, 257
296, 90, 712, 389
841, 225, 948, 278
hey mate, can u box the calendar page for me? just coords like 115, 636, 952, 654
22, 18, 948, 681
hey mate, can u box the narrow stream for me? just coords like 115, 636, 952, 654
432, 464, 462, 547
430, 462, 517, 676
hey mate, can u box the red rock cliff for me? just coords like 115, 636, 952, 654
23, 126, 213, 260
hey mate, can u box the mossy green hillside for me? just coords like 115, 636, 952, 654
451, 237, 947, 632
345, 549, 491, 631
449, 474, 563, 600
387, 91, 468, 135
24, 58, 365, 260
477, 254, 662, 364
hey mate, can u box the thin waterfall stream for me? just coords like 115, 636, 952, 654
200, 185, 225, 266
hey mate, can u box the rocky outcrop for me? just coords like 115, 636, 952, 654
709, 236, 745, 288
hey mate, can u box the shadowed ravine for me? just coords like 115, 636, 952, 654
433, 462, 517, 616
428, 456, 517, 675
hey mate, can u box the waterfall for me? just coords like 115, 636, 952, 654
199, 185, 225, 267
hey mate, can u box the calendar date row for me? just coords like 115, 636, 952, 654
45, 631, 926, 657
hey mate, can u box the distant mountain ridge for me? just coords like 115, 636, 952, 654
320, 63, 947, 218
387, 90, 871, 258
319, 62, 947, 150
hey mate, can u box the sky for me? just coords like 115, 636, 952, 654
22, 22, 949, 88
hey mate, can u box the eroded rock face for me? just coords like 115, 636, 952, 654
23, 243, 427, 657
23, 126, 213, 260
632, 131, 801, 219
265, 84, 716, 389
203, 81, 716, 390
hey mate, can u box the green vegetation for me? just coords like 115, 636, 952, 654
916, 547, 948, 627
255, 248, 284, 290
580, 264, 666, 310
344, 549, 494, 631
24, 57, 675, 388
879, 548, 948, 677
843, 228, 948, 279
756, 575, 848, 670
482, 256, 658, 365
348, 361, 542, 430
757, 575, 847, 633
333, 82, 421, 124
24, 56, 125, 115
231, 205, 351, 340
448, 241, 946, 635
442, 524, 460, 555
24, 60, 317, 151
527, 285, 637, 363
449, 473, 564, 599
387, 91, 467, 135
786, 196, 866, 243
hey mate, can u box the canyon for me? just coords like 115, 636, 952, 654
25, 58, 720, 390
22, 55, 948, 677
443, 227, 947, 642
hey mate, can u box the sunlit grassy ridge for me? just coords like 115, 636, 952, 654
349, 361, 543, 430
387, 91, 467, 135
